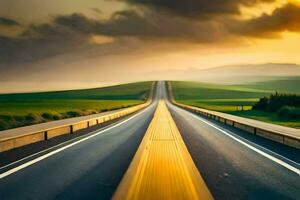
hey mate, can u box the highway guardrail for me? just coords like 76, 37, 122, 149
167, 82, 300, 149
0, 82, 156, 153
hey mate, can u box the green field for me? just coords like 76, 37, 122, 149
237, 77, 300, 94
0, 82, 153, 130
171, 79, 300, 128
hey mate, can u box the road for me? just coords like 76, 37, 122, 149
113, 100, 212, 200
0, 84, 161, 200
164, 85, 300, 200
0, 81, 299, 200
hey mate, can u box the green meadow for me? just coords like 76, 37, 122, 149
237, 77, 300, 94
0, 82, 153, 131
171, 78, 300, 128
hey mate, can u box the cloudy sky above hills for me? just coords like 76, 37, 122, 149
1, 0, 300, 92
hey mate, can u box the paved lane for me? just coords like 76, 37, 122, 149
165, 92, 300, 199
0, 84, 162, 200
114, 101, 212, 200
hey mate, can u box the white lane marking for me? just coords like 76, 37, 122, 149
179, 108, 300, 168
0, 124, 123, 170
0, 113, 142, 170
0, 104, 155, 179
170, 103, 300, 175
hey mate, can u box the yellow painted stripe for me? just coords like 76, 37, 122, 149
113, 100, 213, 200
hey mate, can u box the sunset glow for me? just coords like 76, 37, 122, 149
0, 0, 300, 92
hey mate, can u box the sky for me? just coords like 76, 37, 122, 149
0, 0, 300, 92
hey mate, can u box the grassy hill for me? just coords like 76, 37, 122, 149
0, 82, 152, 101
0, 82, 153, 131
236, 77, 300, 94
171, 79, 300, 128
172, 81, 270, 99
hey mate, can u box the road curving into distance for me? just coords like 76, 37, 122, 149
0, 81, 299, 200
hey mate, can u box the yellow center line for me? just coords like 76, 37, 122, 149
113, 100, 213, 200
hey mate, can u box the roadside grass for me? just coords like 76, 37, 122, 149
171, 81, 270, 100
0, 81, 152, 101
177, 100, 255, 112
0, 100, 142, 116
0, 82, 152, 131
171, 80, 300, 128
229, 110, 300, 129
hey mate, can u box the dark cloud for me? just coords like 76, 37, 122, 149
0, 23, 87, 63
229, 3, 300, 37
0, 11, 162, 65
123, 0, 275, 18
0, 9, 224, 64
55, 10, 225, 42
0, 17, 19, 26
1, 2, 299, 66
55, 13, 98, 33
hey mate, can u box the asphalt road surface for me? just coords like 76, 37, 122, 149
0, 84, 162, 200
164, 89, 300, 199
0, 82, 299, 200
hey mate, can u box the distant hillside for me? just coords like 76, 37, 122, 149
237, 77, 300, 94
202, 63, 300, 76
162, 63, 300, 84
0, 82, 152, 101
196, 63, 300, 83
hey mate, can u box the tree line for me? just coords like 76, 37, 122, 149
253, 93, 300, 120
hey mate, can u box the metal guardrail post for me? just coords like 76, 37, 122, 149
44, 131, 48, 141
70, 125, 73, 134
